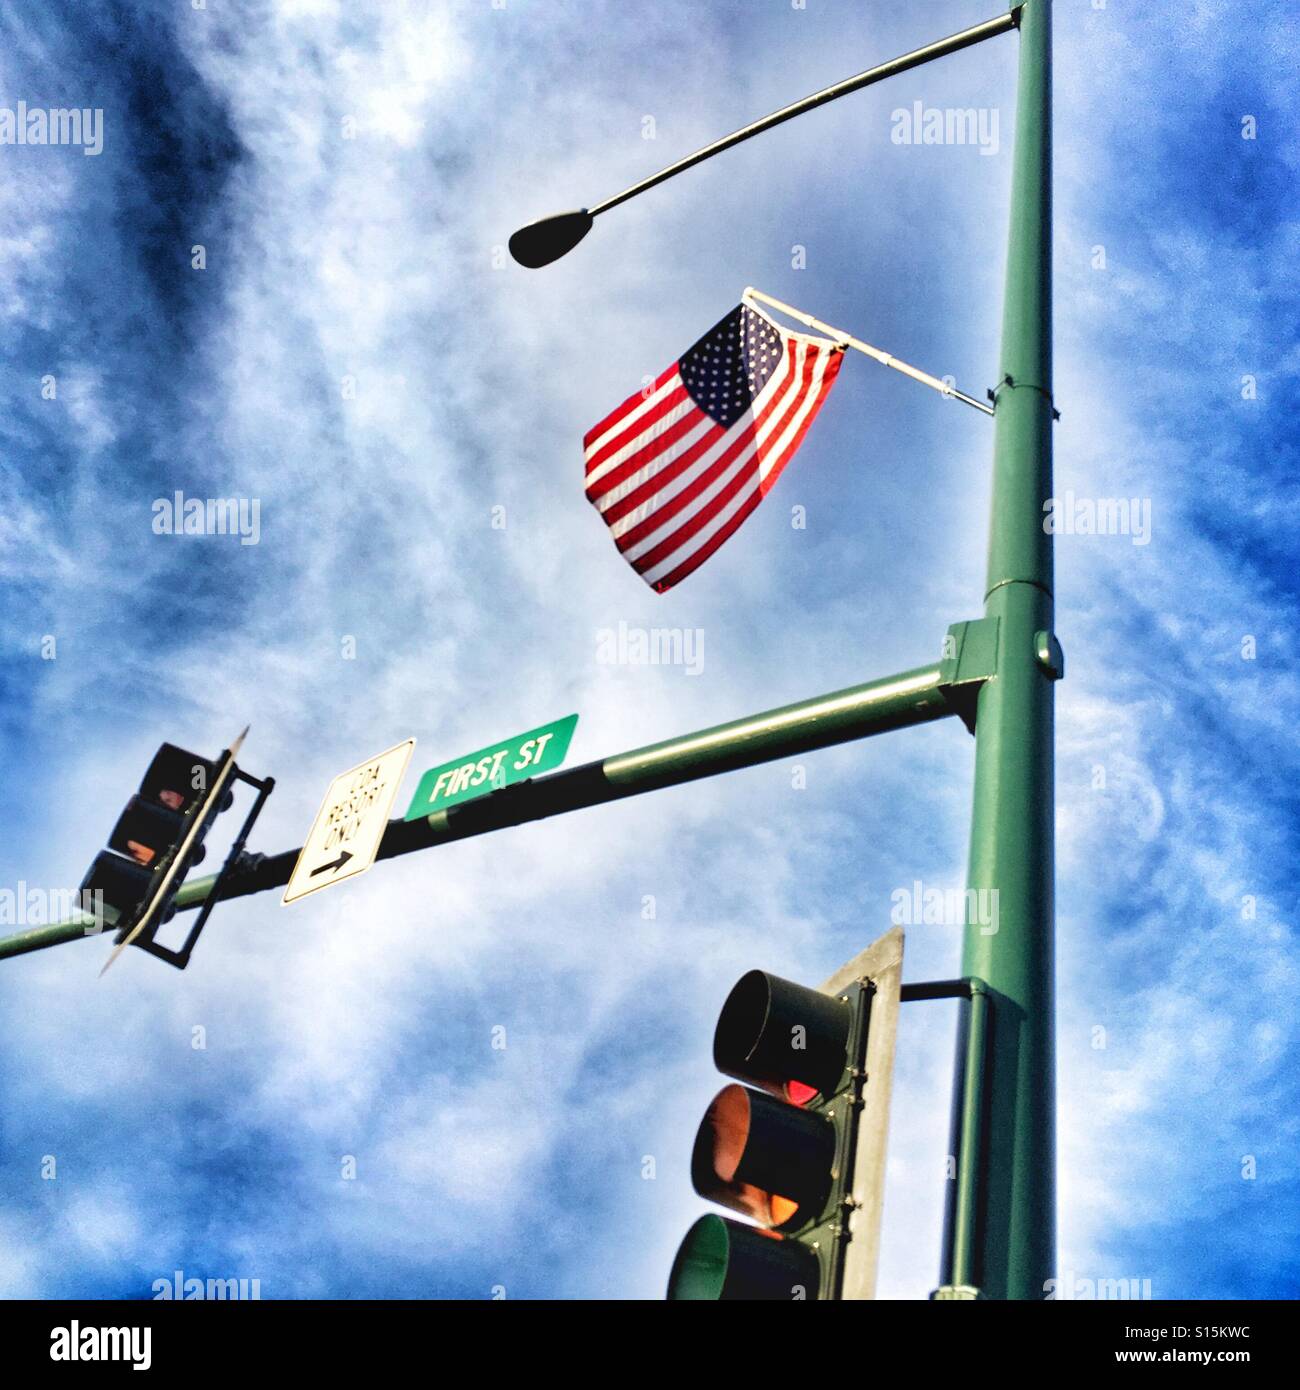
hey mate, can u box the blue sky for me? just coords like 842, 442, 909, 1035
0, 0, 1296, 1300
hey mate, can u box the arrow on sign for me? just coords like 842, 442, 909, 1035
310, 850, 354, 878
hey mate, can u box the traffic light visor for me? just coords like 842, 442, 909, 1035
139, 744, 217, 813
714, 970, 852, 1099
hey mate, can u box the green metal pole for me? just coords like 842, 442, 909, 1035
957, 0, 1056, 1300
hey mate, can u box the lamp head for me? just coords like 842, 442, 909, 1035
508, 208, 593, 268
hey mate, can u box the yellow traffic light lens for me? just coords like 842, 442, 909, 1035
691, 1083, 834, 1230
109, 796, 184, 869
80, 851, 152, 918
702, 1085, 799, 1225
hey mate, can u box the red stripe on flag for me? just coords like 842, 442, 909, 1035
583, 364, 679, 449
583, 383, 690, 478
607, 415, 752, 539
651, 348, 843, 591
631, 343, 821, 576
586, 405, 711, 506
651, 487, 766, 593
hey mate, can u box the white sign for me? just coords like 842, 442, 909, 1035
282, 739, 415, 905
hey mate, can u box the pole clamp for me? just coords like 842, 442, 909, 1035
989, 374, 1061, 419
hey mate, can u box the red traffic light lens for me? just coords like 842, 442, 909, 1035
139, 744, 219, 813
714, 970, 852, 1098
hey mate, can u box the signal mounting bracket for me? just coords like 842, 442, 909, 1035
127, 766, 275, 970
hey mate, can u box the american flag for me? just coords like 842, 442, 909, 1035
583, 301, 844, 593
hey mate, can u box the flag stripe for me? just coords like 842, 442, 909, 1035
583, 301, 844, 593
619, 344, 810, 562
583, 364, 680, 450
640, 343, 840, 587
633, 342, 826, 577
583, 382, 690, 482
586, 403, 714, 504
597, 416, 726, 522
605, 345, 799, 537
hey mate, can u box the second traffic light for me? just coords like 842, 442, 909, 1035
80, 733, 274, 969
668, 928, 904, 1301
81, 743, 233, 929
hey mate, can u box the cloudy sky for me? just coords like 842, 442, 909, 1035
0, 0, 1296, 1300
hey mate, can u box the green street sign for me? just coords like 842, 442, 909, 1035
403, 714, 579, 821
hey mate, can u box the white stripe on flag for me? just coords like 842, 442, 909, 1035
639, 343, 834, 586
608, 348, 797, 541
583, 372, 683, 461
593, 414, 718, 515
623, 343, 813, 564
584, 393, 698, 493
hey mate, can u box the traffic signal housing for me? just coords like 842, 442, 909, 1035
79, 735, 273, 969
668, 927, 904, 1301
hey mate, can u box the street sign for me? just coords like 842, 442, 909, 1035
403, 714, 578, 822
282, 739, 415, 905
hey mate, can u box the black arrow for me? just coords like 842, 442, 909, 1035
310, 850, 354, 877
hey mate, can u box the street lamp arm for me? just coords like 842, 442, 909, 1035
591, 9, 1019, 218
510, 9, 1019, 266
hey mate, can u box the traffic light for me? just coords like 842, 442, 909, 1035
80, 732, 274, 970
668, 928, 903, 1301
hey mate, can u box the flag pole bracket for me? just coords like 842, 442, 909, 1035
990, 373, 1061, 420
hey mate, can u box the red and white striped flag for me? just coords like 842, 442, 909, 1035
583, 300, 844, 592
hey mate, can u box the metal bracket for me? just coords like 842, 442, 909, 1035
931, 1285, 984, 1300
938, 618, 999, 734
128, 766, 275, 970
988, 373, 1060, 419
1034, 629, 1065, 680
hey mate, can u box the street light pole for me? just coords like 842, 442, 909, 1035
948, 0, 1057, 1300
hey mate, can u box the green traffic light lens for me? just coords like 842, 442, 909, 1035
667, 1214, 822, 1301
80, 851, 152, 917
666, 1215, 730, 1300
